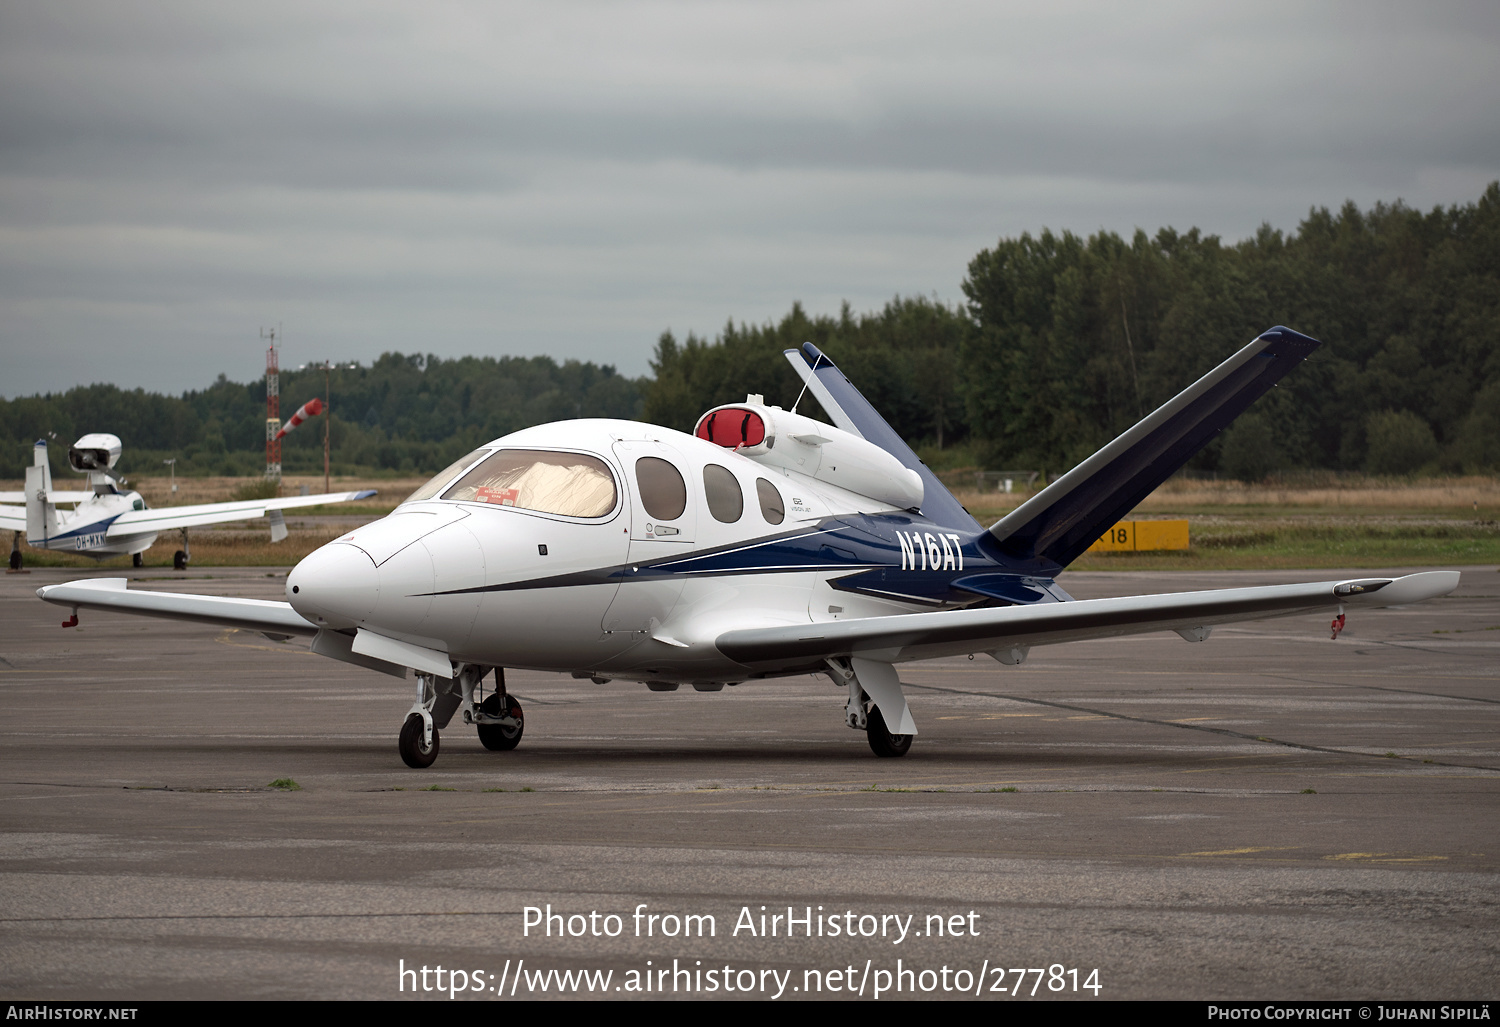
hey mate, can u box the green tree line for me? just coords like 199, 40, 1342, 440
5, 184, 1497, 482
0, 354, 642, 479
652, 183, 1500, 479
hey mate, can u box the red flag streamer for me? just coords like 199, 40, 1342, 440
274, 397, 324, 439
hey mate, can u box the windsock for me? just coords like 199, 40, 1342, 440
275, 397, 324, 439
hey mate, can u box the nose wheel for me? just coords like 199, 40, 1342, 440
398, 713, 439, 768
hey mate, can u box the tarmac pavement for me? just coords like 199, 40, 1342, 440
1, 564, 1497, 1000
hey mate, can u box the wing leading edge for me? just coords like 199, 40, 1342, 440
36, 578, 317, 637
103, 489, 377, 536
715, 570, 1459, 672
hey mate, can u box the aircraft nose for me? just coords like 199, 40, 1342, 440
287, 542, 379, 629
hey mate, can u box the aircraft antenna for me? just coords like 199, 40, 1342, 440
323, 360, 332, 495
261, 325, 282, 484
789, 345, 826, 415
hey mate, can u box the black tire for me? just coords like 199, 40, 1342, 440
398, 713, 439, 768
8, 549, 20, 571
132, 553, 144, 568
173, 550, 188, 570
866, 703, 912, 758
477, 693, 524, 751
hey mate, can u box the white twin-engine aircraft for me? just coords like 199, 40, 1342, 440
3, 434, 375, 570
38, 328, 1458, 767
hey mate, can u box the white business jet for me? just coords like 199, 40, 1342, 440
4, 434, 374, 570
37, 328, 1458, 767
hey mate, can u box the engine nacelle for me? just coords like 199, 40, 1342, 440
695, 398, 923, 510
69, 433, 123, 473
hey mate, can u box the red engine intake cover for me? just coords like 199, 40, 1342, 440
695, 407, 766, 448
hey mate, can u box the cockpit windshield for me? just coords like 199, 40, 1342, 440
442, 450, 617, 518
402, 449, 491, 505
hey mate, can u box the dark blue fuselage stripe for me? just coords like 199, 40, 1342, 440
420, 513, 1059, 606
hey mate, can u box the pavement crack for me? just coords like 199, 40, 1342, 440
1257, 673, 1500, 707
901, 681, 1500, 774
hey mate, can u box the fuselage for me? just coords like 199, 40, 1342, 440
28, 488, 158, 557
285, 418, 1067, 684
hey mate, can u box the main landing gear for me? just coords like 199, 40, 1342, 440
8, 532, 21, 571
826, 657, 916, 758
865, 704, 913, 758
397, 664, 524, 769
173, 528, 191, 570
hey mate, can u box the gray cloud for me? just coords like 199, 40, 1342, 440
2, 0, 1497, 396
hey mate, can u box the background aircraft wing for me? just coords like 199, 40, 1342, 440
0, 491, 93, 503
0, 505, 24, 532
715, 571, 1459, 671
36, 577, 317, 637
104, 489, 376, 537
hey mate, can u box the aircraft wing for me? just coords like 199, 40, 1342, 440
104, 489, 377, 537
0, 491, 93, 504
0, 505, 23, 531
715, 571, 1459, 671
36, 577, 317, 637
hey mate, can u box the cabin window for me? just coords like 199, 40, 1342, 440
756, 478, 784, 524
403, 448, 490, 504
703, 464, 743, 523
635, 457, 687, 521
443, 450, 618, 518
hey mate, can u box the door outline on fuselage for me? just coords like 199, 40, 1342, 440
601, 440, 698, 637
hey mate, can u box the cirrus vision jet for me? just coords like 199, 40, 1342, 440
37, 328, 1458, 767
4, 434, 374, 570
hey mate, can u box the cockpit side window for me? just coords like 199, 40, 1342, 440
443, 450, 618, 518
756, 478, 785, 525
404, 449, 490, 504
635, 457, 687, 521
703, 464, 743, 523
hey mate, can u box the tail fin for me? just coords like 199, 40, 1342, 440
784, 343, 979, 531
25, 440, 59, 544
988, 326, 1321, 568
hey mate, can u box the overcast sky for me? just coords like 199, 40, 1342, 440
2, 0, 1497, 397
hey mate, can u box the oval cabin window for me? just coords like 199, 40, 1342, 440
442, 450, 617, 518
635, 457, 687, 521
703, 464, 743, 523
756, 478, 785, 525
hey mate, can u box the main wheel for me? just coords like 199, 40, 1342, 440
477, 694, 524, 751
132, 553, 144, 568
866, 704, 912, 758
173, 550, 188, 570
8, 549, 20, 571
398, 713, 439, 768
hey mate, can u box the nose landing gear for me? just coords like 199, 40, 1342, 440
396, 665, 525, 768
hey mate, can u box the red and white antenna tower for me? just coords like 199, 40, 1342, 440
262, 326, 281, 481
